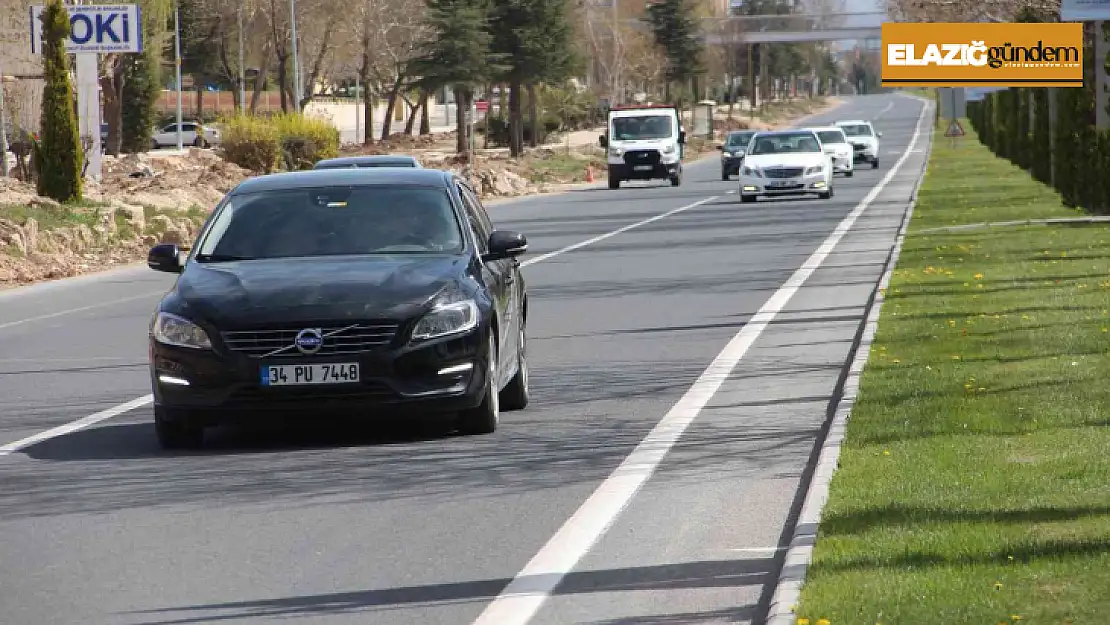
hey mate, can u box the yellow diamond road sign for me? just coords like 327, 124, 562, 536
944, 119, 965, 138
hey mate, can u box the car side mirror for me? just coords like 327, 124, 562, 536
678, 131, 686, 144
599, 135, 608, 148
877, 132, 883, 137
484, 230, 528, 262
147, 243, 183, 273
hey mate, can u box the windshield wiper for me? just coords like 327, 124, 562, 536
195, 253, 255, 262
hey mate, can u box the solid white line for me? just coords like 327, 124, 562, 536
873, 100, 895, 120
520, 196, 718, 267
0, 195, 722, 456
0, 394, 154, 457
0, 290, 166, 332
468, 97, 933, 625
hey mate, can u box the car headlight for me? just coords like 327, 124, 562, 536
608, 147, 623, 157
151, 312, 212, 349
805, 165, 824, 175
661, 144, 675, 155
411, 299, 479, 341
741, 166, 762, 177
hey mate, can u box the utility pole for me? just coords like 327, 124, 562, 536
290, 0, 303, 111
611, 0, 620, 105
174, 0, 184, 150
238, 5, 246, 112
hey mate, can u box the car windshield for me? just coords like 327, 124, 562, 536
611, 115, 673, 140
726, 133, 755, 147
194, 185, 465, 261
816, 130, 847, 144
748, 133, 822, 155
839, 124, 873, 137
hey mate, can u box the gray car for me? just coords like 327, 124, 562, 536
313, 155, 422, 169
718, 130, 757, 180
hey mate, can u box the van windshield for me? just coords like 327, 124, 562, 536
611, 115, 673, 141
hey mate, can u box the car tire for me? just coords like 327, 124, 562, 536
872, 158, 879, 169
608, 177, 620, 190
670, 174, 682, 187
458, 336, 499, 435
819, 187, 834, 200
154, 406, 204, 450
721, 169, 730, 181
499, 322, 529, 411
151, 139, 159, 150
740, 193, 757, 203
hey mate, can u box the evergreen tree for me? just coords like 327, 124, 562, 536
410, 0, 505, 154
36, 0, 82, 203
645, 0, 704, 105
489, 0, 579, 156
121, 49, 161, 153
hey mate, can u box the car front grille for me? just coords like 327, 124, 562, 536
763, 167, 804, 179
221, 323, 400, 358
852, 143, 867, 151
622, 150, 662, 166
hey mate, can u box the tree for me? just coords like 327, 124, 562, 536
121, 0, 170, 153
645, 0, 704, 105
489, 0, 579, 156
411, 0, 504, 154
36, 0, 82, 203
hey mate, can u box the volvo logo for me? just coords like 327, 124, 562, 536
293, 328, 324, 354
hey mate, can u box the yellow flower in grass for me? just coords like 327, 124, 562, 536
974, 273, 984, 280
816, 620, 831, 625
796, 619, 809, 625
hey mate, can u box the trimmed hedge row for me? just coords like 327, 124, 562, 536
968, 86, 1110, 214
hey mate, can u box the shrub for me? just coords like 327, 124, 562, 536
269, 112, 340, 170
36, 0, 82, 203
218, 114, 282, 174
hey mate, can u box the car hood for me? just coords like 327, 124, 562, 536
847, 136, 878, 146
744, 153, 827, 169
170, 255, 468, 327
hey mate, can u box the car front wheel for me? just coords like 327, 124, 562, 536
458, 335, 500, 435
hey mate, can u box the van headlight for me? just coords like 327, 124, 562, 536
151, 312, 212, 349
608, 147, 623, 157
411, 300, 479, 341
661, 144, 675, 155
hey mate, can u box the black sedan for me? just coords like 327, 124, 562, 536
145, 168, 529, 449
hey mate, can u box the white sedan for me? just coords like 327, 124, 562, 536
812, 126, 854, 177
738, 130, 834, 203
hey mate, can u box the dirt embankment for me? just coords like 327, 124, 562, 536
0, 97, 839, 289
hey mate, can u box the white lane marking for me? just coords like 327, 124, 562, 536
0, 395, 154, 456
468, 97, 932, 625
0, 290, 165, 332
0, 195, 721, 455
873, 100, 895, 120
520, 196, 718, 267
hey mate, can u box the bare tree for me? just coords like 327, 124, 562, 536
361, 0, 430, 140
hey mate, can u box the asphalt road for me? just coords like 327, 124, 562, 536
0, 94, 932, 625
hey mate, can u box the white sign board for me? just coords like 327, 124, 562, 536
29, 4, 142, 54
1061, 0, 1110, 20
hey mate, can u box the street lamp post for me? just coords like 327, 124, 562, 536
238, 5, 246, 112
290, 0, 303, 111
174, 0, 184, 150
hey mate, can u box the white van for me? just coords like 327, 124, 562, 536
599, 105, 686, 189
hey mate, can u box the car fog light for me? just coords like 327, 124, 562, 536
158, 374, 190, 386
438, 363, 474, 376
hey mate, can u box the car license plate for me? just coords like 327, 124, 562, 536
768, 180, 792, 188
261, 363, 359, 386
634, 165, 653, 171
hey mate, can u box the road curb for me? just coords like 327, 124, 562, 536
763, 93, 935, 625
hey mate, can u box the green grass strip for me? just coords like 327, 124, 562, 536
795, 122, 1110, 625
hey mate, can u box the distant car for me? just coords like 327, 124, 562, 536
810, 126, 854, 177
833, 119, 881, 169
313, 155, 422, 169
144, 167, 531, 449
151, 121, 222, 149
738, 129, 834, 203
717, 130, 757, 180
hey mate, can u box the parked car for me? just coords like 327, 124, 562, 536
151, 121, 222, 149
